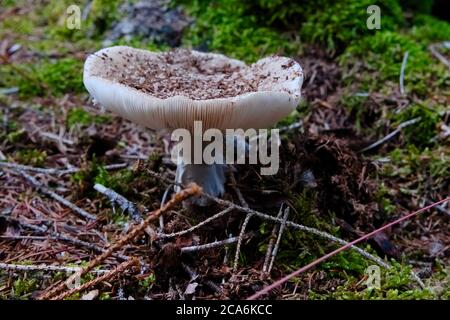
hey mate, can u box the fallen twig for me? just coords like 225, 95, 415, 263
158, 206, 234, 239
93, 183, 156, 238
233, 213, 252, 271
0, 161, 127, 176
51, 258, 139, 300
181, 236, 240, 253
38, 183, 201, 300
429, 42, 450, 69
159, 185, 173, 231
94, 183, 142, 222
262, 205, 284, 274
230, 172, 251, 272
359, 117, 421, 153
268, 207, 290, 274
39, 131, 75, 146
426, 199, 450, 217
399, 51, 409, 96
0, 262, 108, 274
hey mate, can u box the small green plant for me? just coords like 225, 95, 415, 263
12, 278, 39, 299
394, 103, 440, 148
66, 108, 109, 128
310, 261, 435, 300
177, 0, 295, 62
139, 274, 156, 288
300, 0, 404, 51
7, 129, 27, 144
16, 149, 47, 166
85, 0, 123, 37
0, 58, 84, 97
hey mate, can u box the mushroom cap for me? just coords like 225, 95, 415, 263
83, 46, 303, 131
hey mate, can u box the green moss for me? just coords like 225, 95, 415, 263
381, 145, 449, 201
259, 191, 343, 270
0, 58, 84, 97
107, 37, 169, 52
0, 15, 35, 35
139, 274, 156, 288
85, 0, 122, 37
340, 95, 371, 131
410, 15, 450, 44
375, 184, 396, 216
394, 103, 440, 148
6, 128, 26, 144
322, 250, 370, 274
99, 292, 111, 300
340, 30, 449, 95
179, 0, 405, 56
310, 262, 435, 300
12, 278, 39, 299
94, 167, 135, 195
300, 0, 404, 51
16, 149, 47, 166
66, 108, 110, 128
177, 0, 295, 62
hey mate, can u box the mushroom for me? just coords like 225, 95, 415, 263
83, 46, 303, 205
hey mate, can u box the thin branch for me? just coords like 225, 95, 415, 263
158, 206, 234, 239
159, 185, 172, 231
38, 183, 201, 300
0, 262, 108, 274
399, 51, 409, 96
0, 161, 127, 176
93, 183, 156, 238
429, 43, 450, 69
268, 207, 289, 273
2, 216, 129, 261
229, 172, 249, 208
181, 236, 240, 253
94, 183, 142, 222
15, 170, 97, 221
426, 199, 450, 217
233, 213, 252, 271
230, 172, 251, 272
359, 117, 421, 153
262, 205, 284, 274
39, 131, 75, 146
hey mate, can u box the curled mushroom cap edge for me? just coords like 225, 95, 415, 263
83, 46, 303, 131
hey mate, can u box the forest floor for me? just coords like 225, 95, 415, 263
0, 0, 449, 300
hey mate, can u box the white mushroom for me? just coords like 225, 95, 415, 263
83, 46, 303, 205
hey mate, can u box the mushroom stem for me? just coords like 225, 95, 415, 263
173, 134, 251, 207
175, 161, 227, 207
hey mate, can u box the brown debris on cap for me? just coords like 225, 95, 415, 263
84, 46, 303, 130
